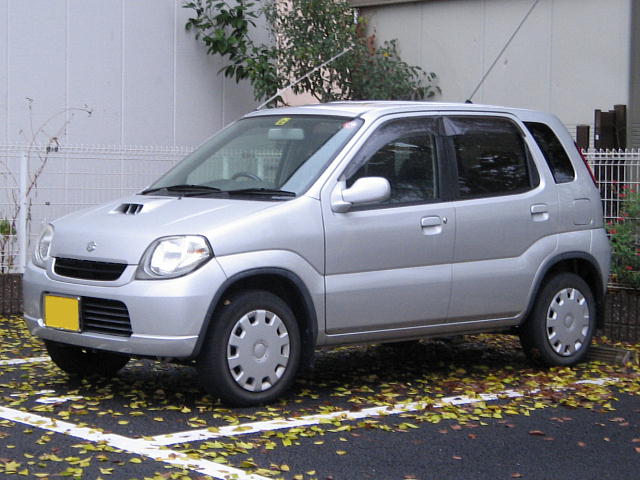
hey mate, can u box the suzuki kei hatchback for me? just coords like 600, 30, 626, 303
23, 102, 611, 406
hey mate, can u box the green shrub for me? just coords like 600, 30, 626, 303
608, 184, 640, 288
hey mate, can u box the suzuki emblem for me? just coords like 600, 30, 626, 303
86, 241, 97, 252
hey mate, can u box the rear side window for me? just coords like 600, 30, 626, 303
524, 121, 575, 183
444, 116, 535, 199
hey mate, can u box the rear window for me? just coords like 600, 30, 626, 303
445, 116, 536, 199
524, 122, 575, 183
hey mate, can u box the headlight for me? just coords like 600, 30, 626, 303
33, 224, 54, 268
136, 235, 212, 279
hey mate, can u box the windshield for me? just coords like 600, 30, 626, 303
145, 115, 363, 198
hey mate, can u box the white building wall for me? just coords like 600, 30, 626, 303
361, 0, 632, 135
630, 0, 640, 149
0, 0, 257, 147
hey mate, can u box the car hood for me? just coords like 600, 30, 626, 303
48, 195, 279, 264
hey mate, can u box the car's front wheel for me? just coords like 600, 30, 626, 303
197, 290, 301, 406
520, 272, 595, 366
45, 340, 130, 377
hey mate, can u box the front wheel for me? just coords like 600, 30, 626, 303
45, 340, 130, 377
520, 273, 595, 366
197, 290, 301, 406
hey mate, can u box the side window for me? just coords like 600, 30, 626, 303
346, 118, 439, 206
524, 121, 575, 183
445, 116, 536, 199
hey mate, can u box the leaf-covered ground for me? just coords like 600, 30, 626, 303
0, 315, 638, 479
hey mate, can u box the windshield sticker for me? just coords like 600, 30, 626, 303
275, 117, 291, 126
342, 120, 359, 129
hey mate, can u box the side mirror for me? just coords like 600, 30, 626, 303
331, 177, 391, 213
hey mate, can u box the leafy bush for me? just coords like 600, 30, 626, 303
608, 184, 640, 288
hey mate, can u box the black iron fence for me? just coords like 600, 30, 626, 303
604, 288, 640, 342
0, 274, 21, 317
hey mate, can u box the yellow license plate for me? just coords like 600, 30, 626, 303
44, 295, 81, 332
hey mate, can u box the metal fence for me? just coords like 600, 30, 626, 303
1, 144, 640, 274
586, 149, 640, 222
0, 144, 194, 273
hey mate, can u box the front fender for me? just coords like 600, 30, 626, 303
190, 250, 325, 362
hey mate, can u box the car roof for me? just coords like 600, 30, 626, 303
244, 101, 547, 120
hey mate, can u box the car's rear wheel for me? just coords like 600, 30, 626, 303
45, 340, 130, 377
520, 272, 595, 366
197, 290, 301, 406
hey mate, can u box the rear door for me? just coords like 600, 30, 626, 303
444, 114, 559, 323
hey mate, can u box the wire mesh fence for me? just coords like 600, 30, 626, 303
586, 149, 640, 223
2, 145, 640, 337
588, 149, 640, 293
0, 144, 194, 273
1, 145, 640, 274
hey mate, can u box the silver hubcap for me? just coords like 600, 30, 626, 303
226, 309, 290, 392
545, 287, 590, 356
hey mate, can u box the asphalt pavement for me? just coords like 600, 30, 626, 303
0, 315, 638, 480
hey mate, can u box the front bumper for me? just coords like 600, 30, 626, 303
23, 258, 228, 358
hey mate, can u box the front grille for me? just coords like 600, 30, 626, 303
54, 258, 127, 281
81, 297, 132, 336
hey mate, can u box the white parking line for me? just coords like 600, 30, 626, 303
149, 377, 616, 446
0, 406, 269, 480
0, 355, 266, 479
0, 356, 50, 366
35, 395, 84, 404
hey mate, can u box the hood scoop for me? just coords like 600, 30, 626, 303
114, 203, 144, 215
108, 198, 174, 216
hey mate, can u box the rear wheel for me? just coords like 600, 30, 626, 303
197, 290, 301, 406
45, 340, 130, 377
520, 273, 595, 366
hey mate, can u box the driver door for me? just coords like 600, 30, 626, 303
321, 116, 454, 335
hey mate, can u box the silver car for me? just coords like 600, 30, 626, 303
23, 102, 611, 406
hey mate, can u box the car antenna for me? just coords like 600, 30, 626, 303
465, 0, 541, 103
256, 46, 354, 110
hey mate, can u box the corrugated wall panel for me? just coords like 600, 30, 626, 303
629, 0, 640, 148
0, 0, 257, 147
361, 0, 632, 133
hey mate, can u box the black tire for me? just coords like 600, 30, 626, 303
520, 273, 595, 366
45, 340, 130, 377
197, 290, 301, 406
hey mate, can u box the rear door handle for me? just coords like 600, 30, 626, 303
530, 203, 549, 222
530, 204, 548, 214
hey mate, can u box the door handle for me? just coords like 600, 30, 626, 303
420, 216, 445, 235
530, 204, 548, 214
530, 203, 549, 222
421, 216, 443, 227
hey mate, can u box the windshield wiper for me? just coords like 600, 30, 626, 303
226, 188, 296, 197
142, 185, 295, 198
141, 184, 222, 196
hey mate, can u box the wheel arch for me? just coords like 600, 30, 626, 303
522, 252, 607, 330
192, 268, 318, 368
